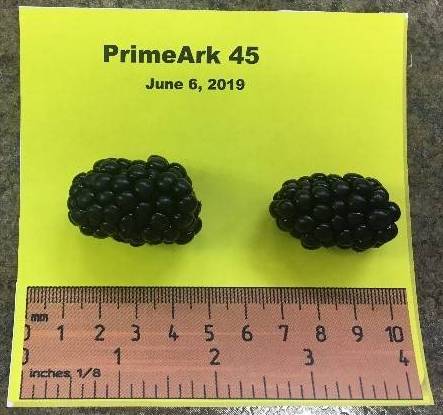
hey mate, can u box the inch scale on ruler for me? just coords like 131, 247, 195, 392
20, 287, 422, 401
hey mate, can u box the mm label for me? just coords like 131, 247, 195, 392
20, 287, 422, 401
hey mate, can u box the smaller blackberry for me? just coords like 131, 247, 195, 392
269, 173, 401, 251
68, 155, 202, 246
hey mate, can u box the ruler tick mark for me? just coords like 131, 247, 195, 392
44, 380, 48, 398
406, 371, 413, 399
310, 371, 316, 398
348, 384, 352, 399
69, 376, 72, 398
135, 302, 138, 319
288, 381, 292, 399
178, 383, 182, 398
384, 380, 389, 399
93, 380, 97, 398
61, 302, 65, 319
167, 375, 170, 398
105, 383, 109, 399
372, 384, 377, 399
98, 302, 102, 319
142, 380, 146, 398
276, 383, 280, 398
280, 302, 285, 320
239, 380, 243, 398
390, 303, 394, 320
154, 384, 158, 398
81, 383, 84, 399
263, 376, 268, 398
191, 380, 194, 398
203, 384, 207, 399
251, 384, 256, 398
31, 384, 35, 399
244, 302, 248, 320
300, 384, 304, 399
227, 383, 231, 398
324, 384, 328, 399
208, 299, 212, 319
316, 302, 321, 320
353, 302, 358, 320
396, 384, 400, 399
359, 376, 365, 398
336, 381, 341, 398
118, 370, 121, 398
56, 383, 60, 398
130, 383, 133, 398
214, 371, 219, 398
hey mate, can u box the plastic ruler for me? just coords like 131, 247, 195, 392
20, 286, 422, 401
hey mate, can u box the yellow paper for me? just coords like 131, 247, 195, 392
8, 7, 432, 407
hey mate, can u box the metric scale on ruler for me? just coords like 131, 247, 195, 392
21, 287, 422, 402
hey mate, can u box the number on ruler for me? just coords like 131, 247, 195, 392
57, 324, 64, 341
352, 325, 364, 342
94, 324, 105, 341
385, 325, 404, 342
209, 348, 220, 365
315, 325, 327, 342
278, 324, 289, 341
399, 349, 409, 366
113, 347, 121, 365
169, 324, 179, 341
242, 325, 253, 341
205, 324, 214, 341
131, 324, 140, 341
303, 348, 314, 365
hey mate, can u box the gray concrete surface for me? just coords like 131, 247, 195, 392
0, 0, 441, 414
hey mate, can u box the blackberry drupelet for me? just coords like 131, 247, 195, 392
68, 155, 202, 246
269, 173, 401, 251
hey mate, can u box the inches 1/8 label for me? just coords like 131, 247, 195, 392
145, 78, 246, 92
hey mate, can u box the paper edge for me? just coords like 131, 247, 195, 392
9, 8, 431, 409
401, 13, 434, 406
6, 7, 27, 406
18, 6, 408, 16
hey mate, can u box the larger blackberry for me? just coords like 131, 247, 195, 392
269, 173, 401, 251
68, 155, 202, 246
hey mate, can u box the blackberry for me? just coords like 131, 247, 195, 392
269, 173, 401, 251
68, 155, 202, 246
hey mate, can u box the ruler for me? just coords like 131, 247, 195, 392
20, 286, 422, 402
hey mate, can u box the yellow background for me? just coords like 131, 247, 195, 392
9, 7, 432, 406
